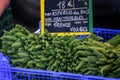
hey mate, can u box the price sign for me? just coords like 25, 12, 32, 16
41, 0, 93, 36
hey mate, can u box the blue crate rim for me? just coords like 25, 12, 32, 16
94, 28, 120, 33
11, 67, 120, 80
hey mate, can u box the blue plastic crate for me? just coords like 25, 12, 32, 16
2, 27, 120, 80
0, 53, 11, 80
10, 67, 120, 80
94, 28, 120, 41
11, 68, 86, 80
85, 75, 119, 80
58, 72, 86, 80
11, 68, 59, 80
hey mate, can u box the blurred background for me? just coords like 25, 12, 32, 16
93, 0, 120, 29
10, 0, 120, 32
11, 0, 40, 32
